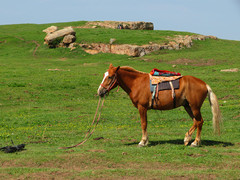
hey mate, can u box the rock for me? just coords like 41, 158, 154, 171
220, 68, 239, 72
111, 44, 139, 56
68, 43, 77, 50
109, 38, 116, 44
172, 35, 193, 49
207, 35, 218, 40
169, 41, 180, 50
162, 45, 169, 49
183, 37, 193, 48
80, 21, 154, 30
84, 49, 99, 55
44, 26, 75, 47
125, 21, 154, 30
63, 34, 76, 44
80, 33, 218, 57
42, 26, 58, 34
197, 35, 206, 40
58, 42, 65, 48
142, 44, 161, 54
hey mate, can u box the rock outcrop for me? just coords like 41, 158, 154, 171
80, 35, 217, 57
42, 24, 218, 57
43, 26, 76, 48
77, 21, 154, 30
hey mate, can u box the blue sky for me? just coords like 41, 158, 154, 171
1, 0, 239, 40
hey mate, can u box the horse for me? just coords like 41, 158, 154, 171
97, 64, 221, 147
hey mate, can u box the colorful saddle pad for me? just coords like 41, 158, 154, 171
150, 68, 181, 77
149, 69, 182, 109
150, 75, 182, 85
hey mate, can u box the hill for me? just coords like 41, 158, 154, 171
0, 21, 239, 179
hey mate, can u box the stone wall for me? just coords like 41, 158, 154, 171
79, 35, 217, 57
42, 25, 218, 57
76, 21, 154, 30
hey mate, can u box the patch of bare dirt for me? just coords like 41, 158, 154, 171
186, 153, 205, 158
58, 58, 67, 61
82, 63, 99, 66
169, 174, 217, 180
169, 58, 195, 65
1, 160, 18, 167
32, 40, 40, 56
219, 95, 236, 100
47, 68, 70, 71
168, 58, 216, 66
19, 171, 72, 180
0, 40, 6, 44
222, 152, 240, 156
194, 59, 216, 66
0, 152, 236, 179
15, 36, 40, 56
233, 114, 240, 119
87, 149, 106, 153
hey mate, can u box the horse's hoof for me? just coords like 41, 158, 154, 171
184, 141, 189, 146
138, 142, 148, 147
138, 140, 149, 147
191, 141, 200, 147
184, 135, 192, 146
138, 143, 145, 147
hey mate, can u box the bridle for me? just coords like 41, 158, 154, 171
100, 72, 118, 93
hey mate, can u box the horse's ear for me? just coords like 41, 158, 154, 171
116, 66, 120, 71
109, 63, 113, 69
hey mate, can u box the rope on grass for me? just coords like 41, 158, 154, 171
59, 96, 105, 149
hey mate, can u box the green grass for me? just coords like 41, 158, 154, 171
0, 21, 239, 179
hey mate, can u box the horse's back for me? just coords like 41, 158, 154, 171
181, 75, 207, 92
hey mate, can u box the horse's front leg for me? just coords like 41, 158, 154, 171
138, 105, 149, 147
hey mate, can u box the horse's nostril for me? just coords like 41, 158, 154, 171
98, 88, 107, 97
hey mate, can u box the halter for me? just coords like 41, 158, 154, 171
100, 72, 118, 92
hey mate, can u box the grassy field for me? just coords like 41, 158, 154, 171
0, 21, 239, 179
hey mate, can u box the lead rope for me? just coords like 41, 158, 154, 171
59, 96, 105, 149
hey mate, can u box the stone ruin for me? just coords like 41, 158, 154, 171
43, 23, 218, 57
76, 21, 154, 30
42, 21, 153, 48
43, 26, 76, 48
79, 35, 218, 57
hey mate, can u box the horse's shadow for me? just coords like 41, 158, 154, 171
126, 139, 234, 147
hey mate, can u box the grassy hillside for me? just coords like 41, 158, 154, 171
0, 21, 239, 179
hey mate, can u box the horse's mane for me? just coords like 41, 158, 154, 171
120, 66, 147, 74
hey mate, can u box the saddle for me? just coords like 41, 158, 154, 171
149, 68, 182, 109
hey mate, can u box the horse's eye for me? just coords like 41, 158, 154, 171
108, 76, 113, 79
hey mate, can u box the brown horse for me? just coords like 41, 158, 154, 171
97, 64, 221, 147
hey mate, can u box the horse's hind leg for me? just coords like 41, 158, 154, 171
184, 105, 195, 145
184, 105, 204, 147
191, 108, 204, 147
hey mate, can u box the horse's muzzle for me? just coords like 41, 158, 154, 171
97, 87, 108, 97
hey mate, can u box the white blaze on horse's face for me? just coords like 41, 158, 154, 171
97, 71, 109, 96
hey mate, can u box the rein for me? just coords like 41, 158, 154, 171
59, 96, 105, 149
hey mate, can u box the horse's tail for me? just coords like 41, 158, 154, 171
206, 84, 222, 135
